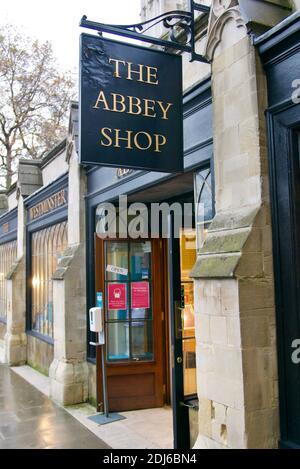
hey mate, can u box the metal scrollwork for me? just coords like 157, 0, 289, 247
80, 2, 211, 63
92, 10, 194, 47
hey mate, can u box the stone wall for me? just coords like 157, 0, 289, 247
49, 144, 88, 406
27, 335, 54, 376
5, 257, 26, 366
42, 151, 68, 187
292, 0, 300, 9
0, 193, 8, 215
190, 1, 279, 449
0, 322, 6, 341
88, 362, 97, 407
0, 322, 6, 363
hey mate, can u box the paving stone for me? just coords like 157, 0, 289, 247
0, 364, 109, 449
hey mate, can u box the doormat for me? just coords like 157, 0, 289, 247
88, 413, 126, 425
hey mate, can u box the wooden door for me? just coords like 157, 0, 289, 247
95, 238, 166, 412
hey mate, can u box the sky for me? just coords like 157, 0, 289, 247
0, 0, 141, 73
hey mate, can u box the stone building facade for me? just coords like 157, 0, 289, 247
1, 0, 300, 450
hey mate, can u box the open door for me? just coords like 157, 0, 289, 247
168, 213, 190, 449
168, 213, 198, 449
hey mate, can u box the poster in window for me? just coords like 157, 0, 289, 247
131, 282, 150, 309
108, 283, 127, 310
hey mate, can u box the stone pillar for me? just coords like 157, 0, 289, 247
190, 1, 281, 449
4, 159, 43, 365
4, 257, 27, 365
4, 193, 27, 366
49, 132, 88, 406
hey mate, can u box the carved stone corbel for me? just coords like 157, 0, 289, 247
205, 0, 293, 61
205, 0, 247, 61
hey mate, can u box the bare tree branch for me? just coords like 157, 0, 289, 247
0, 24, 76, 189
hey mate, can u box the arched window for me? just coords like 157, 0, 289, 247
31, 220, 67, 339
0, 240, 17, 321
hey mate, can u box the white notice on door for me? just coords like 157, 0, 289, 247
106, 264, 128, 276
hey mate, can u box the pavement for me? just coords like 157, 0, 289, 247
0, 364, 110, 449
11, 365, 173, 449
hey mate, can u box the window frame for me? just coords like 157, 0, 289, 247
0, 239, 17, 323
26, 216, 68, 344
103, 239, 154, 363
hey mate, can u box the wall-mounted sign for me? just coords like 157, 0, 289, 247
131, 281, 150, 309
116, 168, 134, 179
108, 283, 127, 310
79, 34, 183, 173
0, 213, 17, 238
106, 264, 128, 276
29, 189, 67, 221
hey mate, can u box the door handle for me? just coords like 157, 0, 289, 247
180, 401, 194, 408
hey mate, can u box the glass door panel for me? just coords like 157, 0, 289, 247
130, 241, 151, 280
106, 242, 129, 281
107, 322, 130, 360
131, 321, 153, 360
104, 240, 154, 363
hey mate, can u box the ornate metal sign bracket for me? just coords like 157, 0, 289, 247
79, 1, 210, 64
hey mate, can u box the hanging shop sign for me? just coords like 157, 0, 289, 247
79, 34, 183, 173
131, 281, 150, 309
108, 283, 127, 310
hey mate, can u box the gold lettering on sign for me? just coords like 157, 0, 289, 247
109, 58, 158, 85
128, 96, 142, 116
93, 56, 175, 156
93, 91, 173, 121
114, 129, 134, 149
100, 128, 113, 147
100, 128, 167, 153
116, 168, 134, 178
112, 94, 126, 113
108, 58, 126, 78
93, 91, 109, 110
143, 99, 156, 118
157, 101, 173, 120
2, 222, 9, 234
29, 189, 67, 220
126, 62, 144, 83
146, 66, 158, 85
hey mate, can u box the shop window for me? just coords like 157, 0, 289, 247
0, 240, 17, 321
105, 240, 153, 361
31, 221, 67, 339
194, 168, 213, 250
179, 166, 213, 397
180, 229, 197, 397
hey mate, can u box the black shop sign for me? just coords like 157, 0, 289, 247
79, 34, 183, 172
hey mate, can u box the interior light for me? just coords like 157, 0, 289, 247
32, 276, 40, 288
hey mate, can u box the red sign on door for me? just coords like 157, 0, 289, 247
108, 283, 127, 310
131, 282, 150, 309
